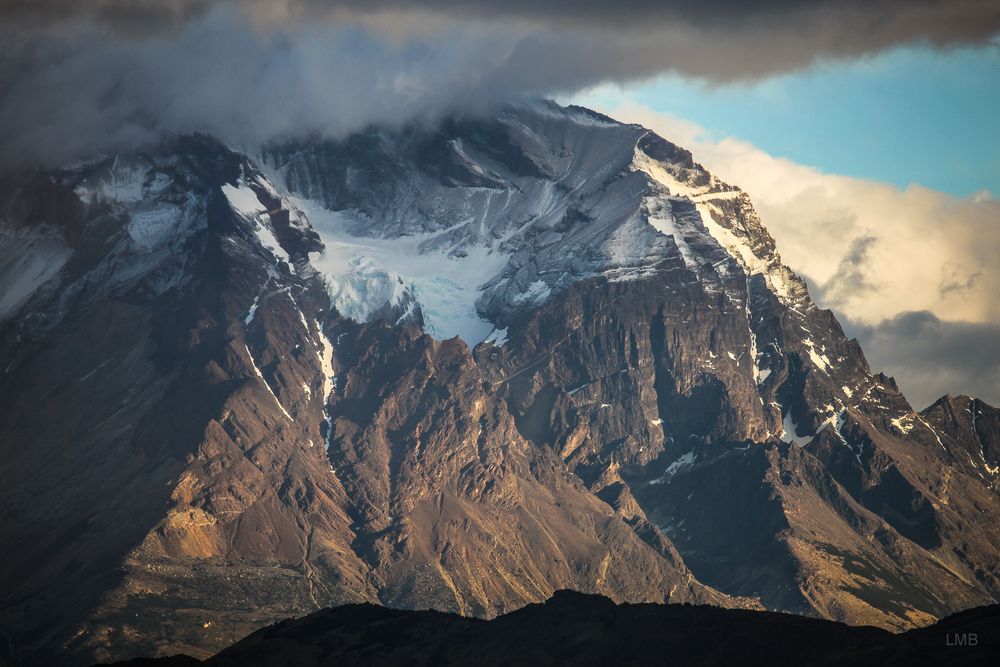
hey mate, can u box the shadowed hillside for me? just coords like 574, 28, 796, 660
99, 590, 999, 667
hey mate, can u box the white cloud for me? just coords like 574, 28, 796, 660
576, 97, 1000, 406
586, 98, 1000, 328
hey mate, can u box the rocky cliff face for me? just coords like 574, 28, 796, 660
1, 101, 998, 665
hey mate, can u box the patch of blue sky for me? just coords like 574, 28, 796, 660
573, 42, 1000, 197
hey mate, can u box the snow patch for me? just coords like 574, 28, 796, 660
223, 182, 265, 217
299, 200, 509, 345
222, 183, 289, 263
650, 451, 696, 484
890, 415, 915, 434
692, 200, 798, 305
802, 339, 832, 374
781, 411, 813, 447
127, 205, 183, 250
315, 319, 336, 404
244, 294, 260, 325
916, 415, 947, 450
75, 157, 148, 205
646, 208, 698, 269
483, 327, 509, 347
0, 230, 71, 321
632, 146, 707, 199
244, 344, 292, 421
512, 280, 552, 306
253, 218, 290, 264
313, 319, 338, 454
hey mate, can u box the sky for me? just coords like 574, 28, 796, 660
1, 0, 998, 407
576, 43, 1000, 197
570, 43, 1000, 408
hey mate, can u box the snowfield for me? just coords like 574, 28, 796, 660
296, 199, 509, 344
251, 100, 814, 349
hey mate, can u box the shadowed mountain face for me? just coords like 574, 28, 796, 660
1, 101, 999, 665
98, 591, 999, 667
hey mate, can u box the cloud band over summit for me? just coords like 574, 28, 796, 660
7, 1, 1000, 45
3, 0, 1000, 167
7, 3, 1000, 80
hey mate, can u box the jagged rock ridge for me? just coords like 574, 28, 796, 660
1, 101, 998, 665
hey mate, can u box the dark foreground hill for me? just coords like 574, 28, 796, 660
99, 590, 998, 667
5, 101, 1000, 665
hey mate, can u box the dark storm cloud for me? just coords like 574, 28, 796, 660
2, 0, 999, 167
813, 234, 882, 309
2, 3, 997, 408
5, 4, 1000, 80
5, 1, 1000, 44
843, 311, 1000, 409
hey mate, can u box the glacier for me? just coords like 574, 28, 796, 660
251, 100, 813, 347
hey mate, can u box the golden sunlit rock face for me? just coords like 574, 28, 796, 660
0, 103, 997, 667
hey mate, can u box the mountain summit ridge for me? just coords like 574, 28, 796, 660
1, 101, 998, 665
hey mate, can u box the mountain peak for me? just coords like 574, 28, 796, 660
3, 101, 1000, 665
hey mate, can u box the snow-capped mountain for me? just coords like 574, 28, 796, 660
257, 102, 801, 344
1, 102, 999, 665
